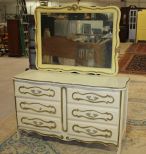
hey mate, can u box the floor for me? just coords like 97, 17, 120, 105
0, 56, 28, 143
1, 43, 146, 153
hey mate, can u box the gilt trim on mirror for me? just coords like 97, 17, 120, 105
35, 4, 120, 75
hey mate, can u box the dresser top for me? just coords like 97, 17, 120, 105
14, 70, 129, 89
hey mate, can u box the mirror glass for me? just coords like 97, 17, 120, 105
35, 5, 120, 75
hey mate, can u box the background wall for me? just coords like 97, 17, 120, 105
0, 0, 146, 22
25, 0, 146, 14
0, 1, 16, 22
126, 0, 146, 7
0, 5, 6, 22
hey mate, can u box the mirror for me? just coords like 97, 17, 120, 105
35, 5, 120, 75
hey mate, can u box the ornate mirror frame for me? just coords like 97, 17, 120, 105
35, 4, 120, 75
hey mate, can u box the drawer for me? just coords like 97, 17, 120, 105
67, 87, 120, 108
68, 120, 118, 144
17, 112, 61, 133
16, 98, 61, 117
68, 104, 119, 125
15, 81, 61, 101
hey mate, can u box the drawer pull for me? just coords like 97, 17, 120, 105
20, 102, 56, 114
31, 89, 42, 95
21, 117, 56, 129
73, 124, 112, 138
72, 92, 114, 104
18, 86, 55, 97
72, 109, 113, 121
33, 121, 43, 126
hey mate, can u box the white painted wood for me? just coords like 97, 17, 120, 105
16, 97, 61, 117
15, 80, 61, 101
67, 87, 120, 108
14, 70, 129, 89
68, 120, 119, 144
14, 70, 129, 154
68, 104, 119, 125
17, 112, 62, 133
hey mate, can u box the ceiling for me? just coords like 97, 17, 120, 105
0, 0, 14, 2
0, 0, 124, 3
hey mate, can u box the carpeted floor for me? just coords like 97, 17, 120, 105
119, 42, 146, 74
119, 53, 146, 74
125, 42, 146, 54
0, 132, 58, 154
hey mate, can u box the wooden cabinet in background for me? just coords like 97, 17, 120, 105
119, 7, 130, 42
7, 19, 22, 57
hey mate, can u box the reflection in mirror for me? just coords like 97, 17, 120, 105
41, 12, 113, 68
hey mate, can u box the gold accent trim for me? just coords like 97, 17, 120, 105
20, 102, 56, 114
18, 128, 64, 140
67, 4, 81, 11
72, 92, 114, 104
117, 91, 123, 146
13, 81, 19, 130
66, 136, 117, 147
61, 87, 68, 132
72, 109, 113, 121
18, 86, 55, 97
21, 117, 56, 129
73, 124, 112, 138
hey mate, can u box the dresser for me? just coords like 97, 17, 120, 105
13, 4, 129, 154
14, 70, 129, 154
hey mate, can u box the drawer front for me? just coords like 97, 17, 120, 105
68, 104, 119, 125
15, 81, 61, 101
16, 98, 61, 117
17, 112, 61, 133
67, 87, 120, 108
68, 120, 118, 143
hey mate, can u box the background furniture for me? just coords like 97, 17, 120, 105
119, 7, 130, 42
136, 9, 146, 42
0, 23, 8, 56
28, 15, 36, 69
128, 7, 138, 41
7, 19, 22, 57
17, 0, 29, 56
